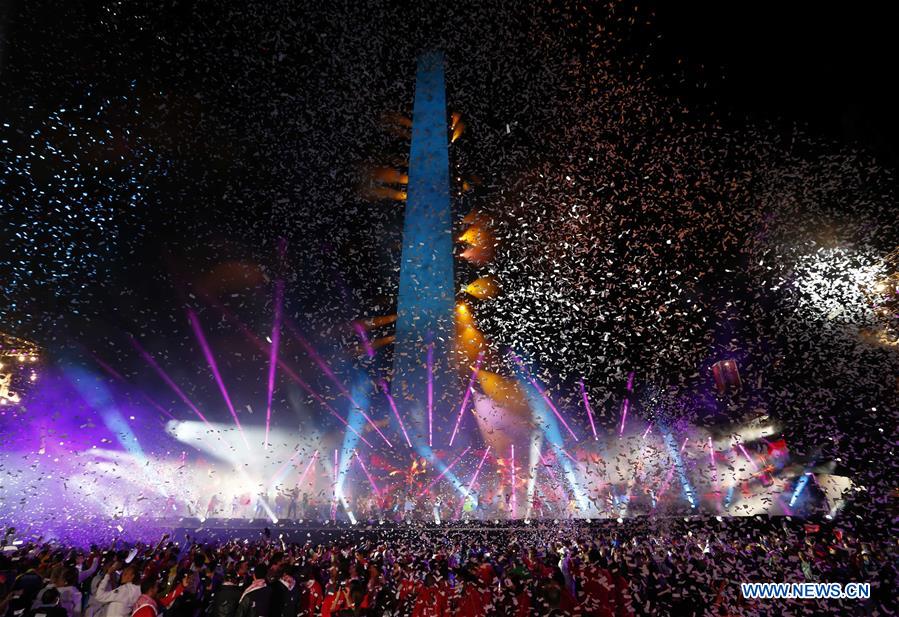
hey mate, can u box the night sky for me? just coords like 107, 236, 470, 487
1, 1, 897, 525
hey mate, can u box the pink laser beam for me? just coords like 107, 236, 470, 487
619, 399, 630, 437
209, 304, 374, 448
331, 449, 339, 519
427, 341, 434, 448
296, 450, 319, 487
353, 322, 375, 358
420, 446, 471, 496
510, 444, 517, 518
510, 353, 579, 442
353, 450, 381, 497
187, 310, 249, 450
709, 437, 720, 495
284, 320, 392, 448
465, 447, 491, 496
449, 352, 483, 446
737, 443, 759, 472
579, 378, 598, 440
269, 447, 303, 486
129, 336, 211, 427
285, 320, 355, 403
92, 353, 176, 421
264, 279, 285, 449
379, 380, 413, 448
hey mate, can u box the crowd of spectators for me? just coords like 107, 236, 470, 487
0, 518, 893, 616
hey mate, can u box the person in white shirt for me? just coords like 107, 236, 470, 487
56, 567, 84, 617
92, 564, 140, 617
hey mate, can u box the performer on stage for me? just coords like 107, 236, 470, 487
286, 487, 299, 519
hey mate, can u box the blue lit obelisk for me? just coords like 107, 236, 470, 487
391, 52, 456, 451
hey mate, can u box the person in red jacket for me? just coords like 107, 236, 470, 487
130, 579, 159, 617
297, 568, 322, 617
411, 573, 448, 617
578, 558, 616, 617
453, 566, 493, 617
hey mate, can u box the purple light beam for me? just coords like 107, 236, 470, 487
296, 450, 319, 487
129, 336, 211, 427
284, 319, 392, 448
92, 352, 176, 421
579, 378, 598, 440
210, 305, 374, 448
619, 371, 635, 436
427, 341, 434, 447
353, 450, 381, 497
264, 279, 284, 449
419, 446, 471, 496
510, 443, 517, 518
709, 437, 720, 496
353, 322, 375, 358
449, 352, 483, 447
187, 310, 249, 450
510, 353, 579, 442
466, 446, 491, 497
379, 380, 413, 448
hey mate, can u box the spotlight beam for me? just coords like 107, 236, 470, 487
737, 443, 759, 472
427, 342, 434, 448
284, 319, 392, 448
449, 352, 483, 447
209, 303, 374, 448
510, 443, 517, 518
275, 359, 374, 448
510, 353, 578, 442
92, 353, 176, 421
465, 446, 491, 497
129, 336, 212, 428
268, 445, 302, 488
285, 319, 355, 403
789, 472, 813, 508
353, 450, 381, 498
187, 310, 249, 450
619, 371, 634, 436
296, 450, 319, 487
379, 380, 413, 448
579, 378, 598, 440
263, 280, 285, 449
420, 446, 471, 496
331, 449, 339, 520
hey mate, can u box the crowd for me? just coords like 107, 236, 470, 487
0, 518, 894, 617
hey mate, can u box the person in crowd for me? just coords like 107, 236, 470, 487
269, 565, 299, 617
0, 517, 895, 617
27, 588, 67, 617
93, 564, 141, 617
130, 579, 159, 617
234, 564, 269, 617
54, 568, 82, 617
208, 568, 241, 617
12, 560, 45, 613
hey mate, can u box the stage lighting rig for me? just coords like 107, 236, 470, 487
0, 332, 41, 405
862, 247, 899, 345
711, 359, 742, 395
